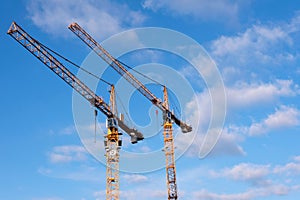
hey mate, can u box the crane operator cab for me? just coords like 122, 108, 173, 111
163, 111, 172, 123
106, 117, 118, 129
105, 117, 122, 147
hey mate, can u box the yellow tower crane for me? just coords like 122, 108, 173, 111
106, 85, 121, 199
68, 22, 192, 200
162, 86, 178, 199
7, 21, 144, 200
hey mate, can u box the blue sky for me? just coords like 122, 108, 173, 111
1, 0, 300, 199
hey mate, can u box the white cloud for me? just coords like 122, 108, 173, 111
274, 156, 300, 175
38, 164, 103, 182
27, 0, 145, 39
94, 190, 105, 200
139, 145, 152, 153
149, 190, 167, 198
188, 104, 300, 156
193, 184, 292, 200
184, 91, 211, 130
49, 145, 88, 163
196, 104, 300, 156
210, 12, 300, 66
264, 106, 300, 128
58, 125, 76, 135
123, 174, 148, 183
176, 88, 241, 158
227, 80, 296, 108
274, 162, 300, 175
143, 0, 248, 24
175, 122, 246, 158
248, 106, 300, 136
202, 157, 300, 199
209, 127, 246, 157
294, 155, 300, 162
210, 157, 300, 182
211, 163, 270, 183
48, 125, 77, 136
176, 78, 297, 158
211, 26, 288, 57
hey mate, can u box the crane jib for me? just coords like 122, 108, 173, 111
8, 21, 144, 142
68, 22, 192, 133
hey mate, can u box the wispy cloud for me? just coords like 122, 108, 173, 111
210, 12, 300, 67
227, 79, 297, 108
176, 126, 246, 158
58, 125, 76, 135
48, 145, 88, 163
248, 106, 300, 136
38, 164, 104, 182
123, 174, 148, 183
209, 127, 246, 157
211, 163, 270, 184
181, 104, 300, 157
177, 78, 298, 158
211, 157, 300, 181
27, 0, 146, 39
202, 157, 300, 199
274, 156, 300, 175
143, 0, 249, 24
193, 184, 294, 200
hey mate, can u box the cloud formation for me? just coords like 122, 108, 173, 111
27, 0, 145, 39
143, 0, 248, 24
202, 158, 300, 200
193, 185, 293, 200
211, 163, 270, 184
249, 106, 300, 136
273, 156, 300, 175
177, 77, 298, 158
210, 12, 300, 67
49, 145, 87, 163
227, 80, 297, 108
123, 174, 148, 183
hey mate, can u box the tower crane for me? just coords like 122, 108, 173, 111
7, 21, 144, 200
69, 22, 192, 200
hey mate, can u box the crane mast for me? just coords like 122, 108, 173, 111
163, 86, 178, 199
105, 85, 121, 199
7, 21, 143, 200
69, 22, 192, 200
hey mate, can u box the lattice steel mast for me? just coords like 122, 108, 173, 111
162, 86, 178, 199
105, 85, 121, 200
